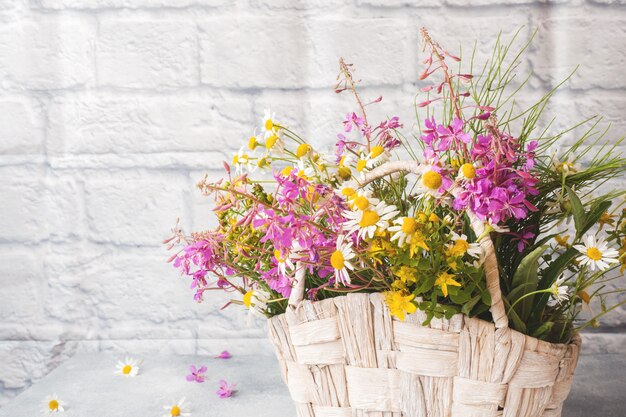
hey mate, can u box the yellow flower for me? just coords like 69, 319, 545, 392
385, 291, 417, 321
394, 265, 417, 284
434, 271, 461, 297
266, 134, 279, 150
391, 279, 407, 291
459, 163, 476, 180
248, 136, 258, 150
296, 143, 311, 159
408, 231, 430, 258
598, 211, 616, 230
428, 213, 440, 223
243, 290, 254, 308
555, 234, 570, 248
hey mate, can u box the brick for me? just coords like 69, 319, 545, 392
0, 249, 45, 323
34, 0, 227, 8
0, 96, 45, 154
0, 16, 95, 90
84, 172, 187, 246
0, 176, 82, 243
251, 0, 347, 8
47, 92, 253, 155
199, 17, 409, 88
532, 16, 626, 89
97, 18, 197, 89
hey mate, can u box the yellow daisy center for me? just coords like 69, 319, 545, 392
257, 157, 269, 168
232, 154, 239, 165
330, 250, 345, 270
460, 163, 476, 179
337, 166, 352, 180
274, 249, 286, 263
248, 136, 257, 150
48, 400, 59, 410
453, 239, 469, 255
296, 143, 311, 158
359, 210, 380, 227
266, 135, 278, 150
587, 247, 602, 261
370, 145, 384, 158
339, 155, 348, 166
422, 170, 442, 190
265, 118, 274, 131
243, 290, 254, 308
281, 166, 294, 176
401, 217, 418, 234
170, 405, 181, 417
356, 159, 367, 172
354, 196, 370, 210
122, 365, 132, 375
341, 187, 356, 197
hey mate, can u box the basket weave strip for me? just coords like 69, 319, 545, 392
268, 293, 581, 417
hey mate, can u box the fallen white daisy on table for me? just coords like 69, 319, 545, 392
114, 357, 140, 377
163, 397, 191, 417
41, 394, 66, 413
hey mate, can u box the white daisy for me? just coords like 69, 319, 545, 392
114, 357, 140, 377
549, 276, 570, 305
389, 217, 419, 247
365, 145, 389, 168
448, 232, 482, 259
243, 288, 270, 318
273, 249, 295, 277
573, 235, 619, 272
330, 234, 356, 286
42, 394, 66, 413
262, 108, 279, 139
163, 397, 191, 417
416, 164, 445, 197
456, 162, 478, 182
232, 146, 255, 175
343, 200, 399, 240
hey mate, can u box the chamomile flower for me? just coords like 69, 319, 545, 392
163, 397, 191, 417
115, 357, 140, 377
42, 394, 66, 413
273, 249, 295, 276
448, 232, 481, 258
336, 154, 354, 181
347, 190, 380, 212
262, 108, 279, 139
416, 164, 446, 197
330, 234, 356, 286
343, 201, 399, 240
232, 146, 255, 175
457, 162, 477, 182
573, 235, 619, 272
295, 143, 312, 159
247, 129, 259, 150
243, 288, 270, 318
366, 145, 389, 168
549, 276, 570, 305
389, 217, 419, 247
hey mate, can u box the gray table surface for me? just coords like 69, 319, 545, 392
0, 352, 623, 416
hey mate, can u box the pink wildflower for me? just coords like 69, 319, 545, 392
216, 380, 236, 398
215, 350, 231, 359
185, 365, 207, 383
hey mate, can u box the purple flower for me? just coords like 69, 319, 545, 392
216, 380, 236, 398
509, 228, 536, 252
186, 365, 207, 383
215, 350, 231, 359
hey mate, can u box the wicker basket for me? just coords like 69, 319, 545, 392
267, 161, 581, 417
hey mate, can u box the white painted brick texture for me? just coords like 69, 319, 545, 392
1, 0, 625, 406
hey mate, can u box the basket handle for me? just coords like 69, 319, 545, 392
288, 160, 509, 329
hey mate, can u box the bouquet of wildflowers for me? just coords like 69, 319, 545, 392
166, 29, 626, 344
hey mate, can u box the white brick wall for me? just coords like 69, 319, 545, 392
1, 0, 625, 406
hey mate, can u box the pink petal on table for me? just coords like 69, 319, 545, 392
215, 350, 232, 359
216, 379, 236, 398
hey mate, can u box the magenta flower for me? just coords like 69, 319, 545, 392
215, 350, 231, 359
186, 365, 207, 383
216, 380, 236, 398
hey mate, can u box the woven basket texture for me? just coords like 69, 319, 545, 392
268, 293, 581, 417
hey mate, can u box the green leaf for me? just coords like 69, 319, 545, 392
581, 200, 612, 237
504, 298, 527, 333
566, 186, 585, 239
509, 245, 548, 321
461, 294, 481, 316
531, 321, 554, 339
